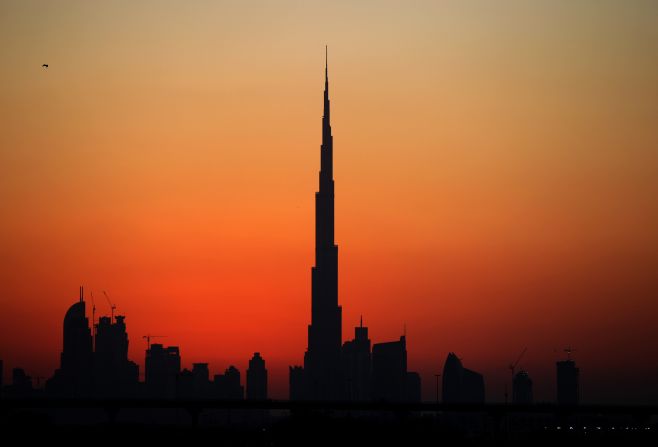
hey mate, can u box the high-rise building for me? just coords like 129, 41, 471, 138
289, 366, 305, 401
246, 352, 267, 400
177, 368, 194, 398
192, 362, 210, 397
405, 372, 422, 403
512, 370, 533, 404
214, 366, 244, 400
442, 352, 485, 403
341, 318, 371, 401
372, 336, 408, 402
145, 344, 181, 398
224, 366, 243, 400
6, 368, 33, 397
300, 48, 343, 400
94, 314, 139, 397
556, 359, 579, 404
46, 287, 93, 396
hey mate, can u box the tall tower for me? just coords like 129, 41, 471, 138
303, 47, 343, 399
46, 286, 93, 396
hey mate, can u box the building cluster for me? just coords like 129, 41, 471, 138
0, 287, 268, 401
0, 54, 581, 407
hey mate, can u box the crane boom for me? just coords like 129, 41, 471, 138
102, 290, 116, 323
511, 347, 527, 371
143, 335, 167, 349
90, 291, 97, 348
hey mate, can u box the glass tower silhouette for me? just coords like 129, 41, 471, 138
303, 48, 343, 399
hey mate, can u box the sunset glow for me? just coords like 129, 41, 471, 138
1, 0, 657, 403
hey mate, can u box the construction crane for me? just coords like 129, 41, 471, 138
509, 347, 528, 378
143, 335, 167, 349
102, 290, 116, 323
506, 347, 527, 404
90, 291, 96, 327
564, 346, 576, 360
90, 291, 97, 348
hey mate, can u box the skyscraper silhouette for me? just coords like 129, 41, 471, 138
94, 314, 139, 397
512, 370, 533, 404
556, 359, 579, 404
145, 344, 181, 398
213, 366, 244, 400
246, 352, 268, 400
371, 336, 421, 402
289, 366, 305, 401
442, 352, 485, 403
46, 286, 93, 396
301, 48, 343, 400
192, 362, 210, 398
341, 319, 371, 401
372, 337, 407, 401
6, 368, 33, 398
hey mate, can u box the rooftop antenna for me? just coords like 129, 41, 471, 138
79, 285, 83, 303
102, 290, 116, 323
360, 315, 363, 328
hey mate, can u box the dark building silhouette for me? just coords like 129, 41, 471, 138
406, 371, 422, 403
300, 48, 343, 401
371, 336, 421, 402
214, 366, 244, 400
556, 359, 579, 404
372, 337, 407, 401
513, 370, 533, 404
192, 362, 211, 398
246, 352, 267, 400
46, 287, 93, 396
225, 366, 244, 400
442, 353, 485, 403
145, 344, 180, 398
5, 368, 33, 397
289, 366, 305, 401
94, 314, 139, 397
341, 318, 371, 401
0, 359, 3, 397
177, 368, 194, 398
45, 287, 142, 398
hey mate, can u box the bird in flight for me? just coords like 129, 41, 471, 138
42, 64, 48, 69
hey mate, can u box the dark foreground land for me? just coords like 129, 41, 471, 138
2, 400, 657, 446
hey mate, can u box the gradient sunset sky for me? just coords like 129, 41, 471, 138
1, 0, 657, 403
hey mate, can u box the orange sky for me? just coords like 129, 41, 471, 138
1, 1, 657, 403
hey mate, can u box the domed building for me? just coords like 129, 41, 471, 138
442, 352, 485, 404
46, 287, 93, 396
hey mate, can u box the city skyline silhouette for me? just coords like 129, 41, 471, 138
0, 50, 654, 409
1, 1, 658, 410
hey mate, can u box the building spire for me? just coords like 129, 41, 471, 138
320, 46, 332, 179
324, 45, 329, 117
